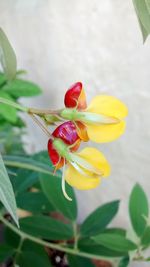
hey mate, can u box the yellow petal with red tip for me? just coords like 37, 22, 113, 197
87, 95, 128, 119
65, 147, 110, 190
86, 120, 126, 143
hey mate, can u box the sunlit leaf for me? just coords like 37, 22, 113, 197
0, 72, 7, 87
137, 16, 149, 42
145, 0, 150, 13
133, 0, 150, 41
0, 28, 17, 80
3, 79, 41, 97
0, 153, 18, 226
0, 91, 17, 123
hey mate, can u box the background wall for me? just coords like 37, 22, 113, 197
0, 1, 150, 265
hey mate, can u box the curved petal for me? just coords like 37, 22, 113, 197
64, 147, 110, 190
77, 147, 110, 177
86, 120, 126, 143
75, 121, 89, 142
65, 164, 100, 190
87, 95, 128, 119
64, 82, 87, 110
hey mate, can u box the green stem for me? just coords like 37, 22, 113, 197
28, 107, 62, 116
3, 158, 55, 176
0, 97, 28, 112
13, 236, 25, 266
0, 215, 114, 263
0, 97, 62, 117
73, 221, 79, 250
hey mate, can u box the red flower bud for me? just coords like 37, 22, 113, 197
64, 82, 87, 110
48, 139, 65, 169
48, 121, 81, 169
52, 121, 80, 147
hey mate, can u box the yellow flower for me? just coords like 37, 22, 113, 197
48, 123, 110, 200
62, 82, 128, 143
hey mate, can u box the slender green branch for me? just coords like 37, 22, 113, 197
0, 97, 28, 112
0, 96, 62, 116
0, 215, 114, 263
73, 221, 79, 250
28, 107, 62, 116
3, 159, 55, 176
13, 236, 25, 266
0, 215, 149, 264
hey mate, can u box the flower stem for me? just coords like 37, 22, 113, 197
28, 107, 62, 116
13, 236, 25, 265
0, 97, 63, 119
29, 114, 53, 138
0, 97, 28, 112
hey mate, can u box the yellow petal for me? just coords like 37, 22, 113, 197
65, 165, 101, 190
86, 120, 126, 143
77, 147, 110, 177
65, 147, 110, 190
87, 95, 128, 119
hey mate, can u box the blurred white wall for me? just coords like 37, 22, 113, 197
1, 2, 150, 264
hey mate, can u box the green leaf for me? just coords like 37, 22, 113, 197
129, 183, 149, 236
92, 233, 137, 253
80, 200, 120, 237
18, 252, 51, 267
78, 238, 128, 257
118, 257, 129, 267
4, 227, 20, 248
40, 173, 77, 220
0, 92, 17, 122
146, 0, 150, 12
141, 226, 150, 246
20, 215, 73, 240
2, 79, 41, 97
3, 155, 57, 176
0, 244, 14, 263
0, 153, 18, 226
102, 228, 126, 237
67, 255, 95, 267
0, 72, 7, 87
18, 240, 52, 267
0, 28, 17, 80
12, 169, 38, 195
133, 0, 150, 41
16, 192, 54, 213
137, 16, 149, 42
